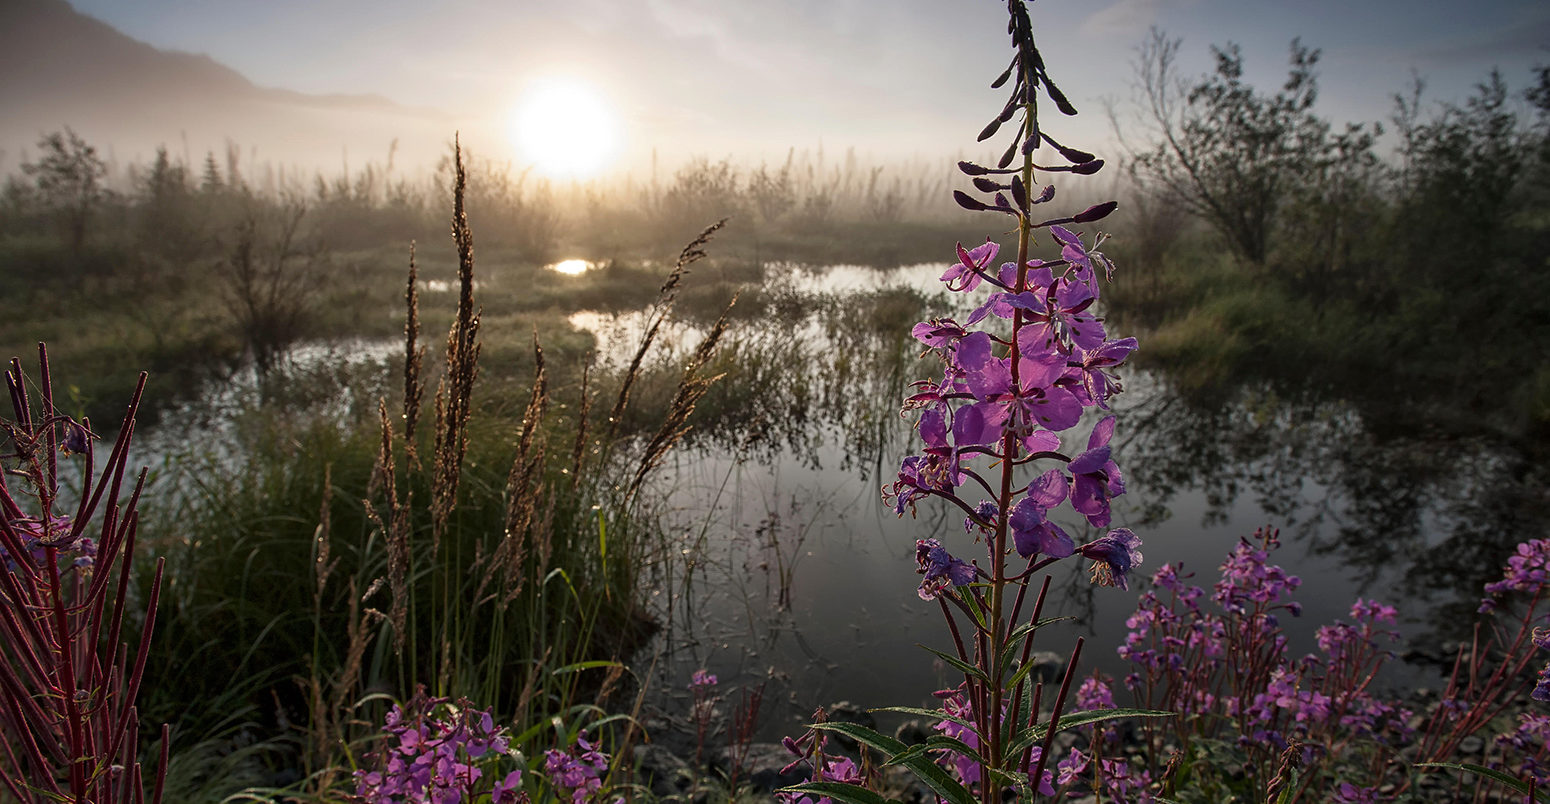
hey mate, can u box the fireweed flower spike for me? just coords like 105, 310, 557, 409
827, 3, 1156, 803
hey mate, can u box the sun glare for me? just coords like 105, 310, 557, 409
548, 259, 592, 275
508, 78, 620, 179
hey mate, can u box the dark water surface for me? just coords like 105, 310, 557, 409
142, 259, 1547, 744
604, 261, 1548, 741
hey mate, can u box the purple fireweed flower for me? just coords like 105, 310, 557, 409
62, 420, 90, 455
941, 239, 999, 292
1349, 598, 1398, 625
355, 691, 518, 804
1049, 225, 1095, 285
1018, 276, 1105, 354
965, 499, 998, 533
1079, 528, 1142, 590
690, 669, 718, 689
912, 318, 969, 350
932, 685, 1055, 795
776, 755, 864, 804
1068, 416, 1125, 528
1008, 470, 1074, 559
957, 332, 1083, 436
1076, 674, 1116, 711
1480, 538, 1550, 612
543, 732, 609, 803
490, 770, 523, 804
1068, 337, 1138, 409
1055, 747, 1087, 786
916, 538, 977, 600
888, 408, 972, 515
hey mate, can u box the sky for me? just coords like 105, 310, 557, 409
37, 0, 1550, 178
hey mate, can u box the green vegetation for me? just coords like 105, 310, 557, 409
1109, 45, 1550, 450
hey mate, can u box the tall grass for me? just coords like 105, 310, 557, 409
136, 141, 740, 795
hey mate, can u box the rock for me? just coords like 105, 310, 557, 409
713, 742, 810, 793
894, 718, 931, 745
825, 701, 878, 751
1460, 735, 1485, 754
632, 744, 697, 799
1025, 652, 1065, 685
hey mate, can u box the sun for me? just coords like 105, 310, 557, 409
508, 78, 621, 179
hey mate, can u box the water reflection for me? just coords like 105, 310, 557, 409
617, 262, 1547, 737
138, 259, 1547, 740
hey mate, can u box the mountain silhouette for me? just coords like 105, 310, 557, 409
0, 0, 451, 176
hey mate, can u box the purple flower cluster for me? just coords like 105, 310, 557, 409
1493, 712, 1550, 784
915, 537, 978, 600
1117, 529, 1416, 790
353, 688, 522, 804
541, 733, 609, 804
776, 755, 863, 804
1055, 747, 1150, 804
886, 227, 1141, 594
1479, 537, 1550, 612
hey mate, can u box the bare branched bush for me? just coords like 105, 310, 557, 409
215, 197, 326, 376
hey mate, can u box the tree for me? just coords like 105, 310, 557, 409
135, 145, 197, 257
216, 198, 325, 376
1121, 29, 1378, 269
21, 127, 107, 253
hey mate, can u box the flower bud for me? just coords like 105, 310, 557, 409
953, 190, 991, 211
1073, 201, 1118, 223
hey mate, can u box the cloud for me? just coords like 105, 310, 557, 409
1410, 6, 1550, 66
1080, 0, 1164, 40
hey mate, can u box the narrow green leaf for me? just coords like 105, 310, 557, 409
882, 742, 932, 767
925, 734, 983, 766
778, 781, 900, 804
1006, 616, 1075, 645
553, 659, 622, 675
1416, 762, 1549, 800
872, 706, 972, 732
1006, 652, 1039, 691
916, 644, 988, 683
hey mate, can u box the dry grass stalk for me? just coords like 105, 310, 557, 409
476, 332, 548, 609
403, 240, 426, 468
312, 463, 337, 612
431, 136, 483, 554
369, 399, 411, 657
605, 217, 726, 444
569, 357, 594, 491
624, 295, 736, 504
305, 576, 383, 792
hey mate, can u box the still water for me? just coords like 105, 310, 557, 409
141, 258, 1543, 743
569, 261, 1543, 740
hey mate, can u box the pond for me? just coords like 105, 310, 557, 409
139, 257, 1546, 746
563, 260, 1547, 742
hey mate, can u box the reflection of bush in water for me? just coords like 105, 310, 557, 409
678, 284, 941, 475
1120, 379, 1550, 642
